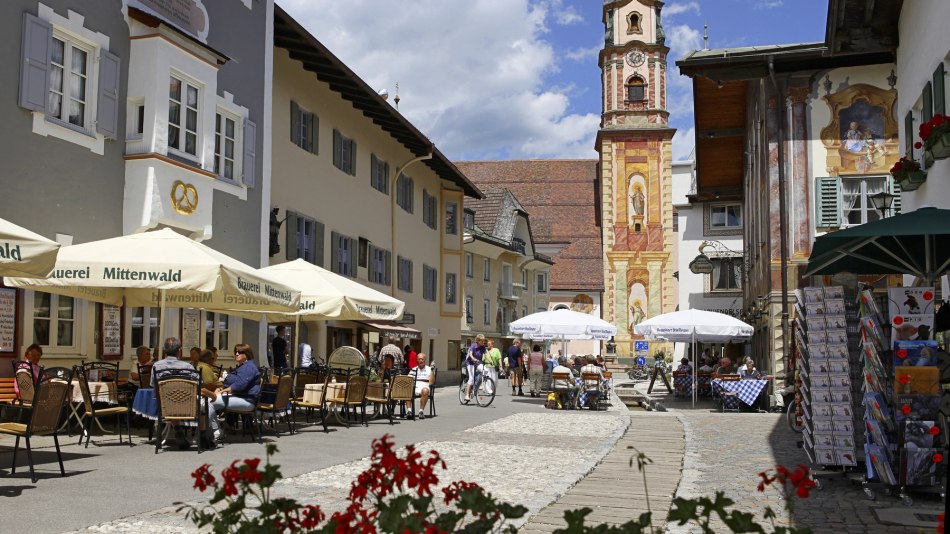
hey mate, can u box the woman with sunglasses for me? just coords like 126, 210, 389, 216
210, 344, 262, 439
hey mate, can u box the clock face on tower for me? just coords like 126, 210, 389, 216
625, 49, 645, 67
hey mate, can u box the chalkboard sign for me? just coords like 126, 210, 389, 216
99, 304, 123, 360
0, 287, 19, 356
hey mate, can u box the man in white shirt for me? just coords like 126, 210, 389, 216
298, 341, 313, 368
407, 353, 433, 419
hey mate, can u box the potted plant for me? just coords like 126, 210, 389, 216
890, 156, 927, 191
916, 113, 950, 165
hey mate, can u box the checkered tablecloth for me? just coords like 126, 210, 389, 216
673, 374, 692, 394
711, 379, 768, 407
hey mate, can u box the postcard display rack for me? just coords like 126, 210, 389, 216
796, 285, 862, 472
858, 288, 946, 505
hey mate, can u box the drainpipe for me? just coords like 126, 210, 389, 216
768, 57, 790, 380
390, 152, 434, 296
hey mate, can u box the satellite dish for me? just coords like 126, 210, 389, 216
378, 88, 389, 101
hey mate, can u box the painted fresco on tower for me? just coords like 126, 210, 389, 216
627, 281, 647, 337
820, 84, 898, 176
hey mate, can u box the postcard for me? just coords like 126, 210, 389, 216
894, 367, 939, 396
825, 298, 846, 315
823, 286, 844, 300
901, 448, 940, 486
893, 340, 939, 368
805, 302, 825, 316
807, 316, 827, 332
836, 450, 858, 466
833, 420, 854, 434
894, 394, 940, 424
826, 329, 849, 345
809, 330, 827, 344
804, 287, 824, 304
825, 315, 848, 330
901, 420, 936, 449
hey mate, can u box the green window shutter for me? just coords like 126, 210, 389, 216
815, 176, 841, 228
370, 154, 378, 188
905, 111, 915, 157
923, 81, 933, 123
934, 63, 946, 116
888, 178, 902, 216
313, 220, 325, 267
332, 129, 341, 169
285, 211, 298, 261
290, 101, 300, 146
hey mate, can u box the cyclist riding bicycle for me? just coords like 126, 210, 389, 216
464, 334, 488, 404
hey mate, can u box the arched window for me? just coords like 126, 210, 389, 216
626, 76, 646, 102
627, 12, 642, 34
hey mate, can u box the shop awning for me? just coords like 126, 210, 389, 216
358, 321, 422, 340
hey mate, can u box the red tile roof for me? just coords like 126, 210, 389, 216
456, 160, 603, 292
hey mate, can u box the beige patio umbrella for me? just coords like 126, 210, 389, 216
216, 259, 405, 362
0, 217, 61, 278
6, 228, 300, 343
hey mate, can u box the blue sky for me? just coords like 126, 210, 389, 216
280, 0, 828, 161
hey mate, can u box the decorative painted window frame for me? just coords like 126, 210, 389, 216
703, 201, 743, 236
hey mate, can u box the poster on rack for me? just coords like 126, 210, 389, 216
888, 287, 936, 346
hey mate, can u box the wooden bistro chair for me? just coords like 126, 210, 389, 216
76, 364, 132, 448
697, 371, 713, 397
154, 368, 203, 454
339, 373, 369, 427
580, 372, 605, 411
551, 372, 574, 410
290, 367, 329, 433
0, 368, 73, 483
12, 360, 39, 408
364, 374, 393, 424
136, 363, 153, 389
256, 369, 295, 437
387, 374, 417, 424
718, 374, 742, 413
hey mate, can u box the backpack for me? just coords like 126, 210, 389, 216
545, 392, 558, 409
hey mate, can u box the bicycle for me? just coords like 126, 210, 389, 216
786, 394, 805, 433
627, 365, 648, 381
458, 364, 495, 407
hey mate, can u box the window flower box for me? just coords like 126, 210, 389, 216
890, 156, 927, 191
917, 114, 950, 163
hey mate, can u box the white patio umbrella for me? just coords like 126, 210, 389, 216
0, 217, 61, 278
215, 259, 405, 363
510, 308, 617, 356
6, 228, 300, 344
634, 308, 753, 406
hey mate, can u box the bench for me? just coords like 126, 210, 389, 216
0, 378, 16, 403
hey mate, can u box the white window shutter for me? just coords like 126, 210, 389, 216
242, 119, 256, 187
19, 13, 53, 112
96, 49, 121, 138
815, 176, 841, 228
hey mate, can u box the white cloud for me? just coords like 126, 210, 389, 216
754, 0, 783, 9
565, 43, 601, 62
664, 2, 701, 17
672, 127, 696, 162
277, 0, 597, 160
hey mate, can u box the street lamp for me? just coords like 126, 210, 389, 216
868, 191, 895, 219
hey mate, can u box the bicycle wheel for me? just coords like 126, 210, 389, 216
787, 400, 804, 433
476, 377, 496, 407
459, 380, 467, 404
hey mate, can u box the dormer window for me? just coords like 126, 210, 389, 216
626, 76, 646, 102
627, 12, 642, 34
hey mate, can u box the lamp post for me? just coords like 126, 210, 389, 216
868, 191, 895, 220
390, 153, 433, 296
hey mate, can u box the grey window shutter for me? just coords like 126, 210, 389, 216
306, 112, 316, 153
370, 154, 378, 188
19, 13, 52, 112
349, 139, 357, 175
285, 211, 298, 261
332, 129, 341, 169
312, 220, 324, 267
330, 231, 340, 273
384, 250, 391, 286
312, 114, 319, 154
348, 237, 358, 277
923, 81, 933, 123
888, 178, 902, 215
815, 176, 841, 228
408, 260, 413, 292
242, 119, 256, 187
383, 162, 389, 193
95, 49, 121, 138
367, 244, 376, 280
905, 111, 914, 157
290, 101, 300, 145
934, 63, 946, 116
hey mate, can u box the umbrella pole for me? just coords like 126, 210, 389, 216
692, 332, 697, 408
158, 289, 166, 353
294, 314, 300, 368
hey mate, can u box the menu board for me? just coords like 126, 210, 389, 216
0, 287, 18, 355
181, 308, 202, 351
99, 304, 123, 360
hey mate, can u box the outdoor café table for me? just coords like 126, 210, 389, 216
62, 381, 117, 432
711, 378, 769, 407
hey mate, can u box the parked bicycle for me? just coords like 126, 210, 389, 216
627, 365, 648, 381
458, 364, 495, 407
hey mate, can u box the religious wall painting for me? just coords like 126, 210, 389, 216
625, 269, 649, 337
570, 293, 594, 314
627, 174, 647, 227
820, 84, 898, 176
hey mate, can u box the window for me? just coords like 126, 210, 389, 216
32, 292, 74, 347
445, 273, 457, 304
358, 237, 368, 268
331, 231, 358, 277
483, 258, 491, 281
522, 305, 528, 318
396, 174, 414, 213
423, 190, 438, 229
205, 312, 230, 350
627, 12, 642, 33
483, 299, 491, 325
397, 256, 413, 292
626, 76, 646, 102
332, 129, 357, 175
290, 100, 317, 153
710, 204, 742, 229
672, 209, 679, 232
49, 36, 90, 128
285, 212, 324, 266
423, 265, 438, 302
371, 154, 389, 194
536, 273, 548, 293
168, 75, 199, 157
815, 175, 899, 228
522, 270, 528, 287
463, 210, 475, 230
465, 253, 474, 278
368, 244, 391, 285
465, 296, 474, 323
445, 202, 459, 235
130, 307, 161, 349
214, 111, 238, 180
710, 257, 741, 292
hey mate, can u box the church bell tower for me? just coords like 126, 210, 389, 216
598, 0, 677, 356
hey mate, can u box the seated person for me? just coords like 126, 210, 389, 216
13, 344, 45, 401
579, 356, 605, 406
152, 337, 204, 448
196, 349, 221, 391
739, 358, 769, 380
128, 346, 154, 387
210, 344, 262, 440
551, 356, 578, 408
406, 353, 433, 419
675, 357, 692, 373
698, 357, 714, 373
594, 355, 607, 370
713, 357, 736, 375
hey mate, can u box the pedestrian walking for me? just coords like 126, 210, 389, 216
526, 344, 545, 397
506, 338, 524, 396
484, 339, 503, 391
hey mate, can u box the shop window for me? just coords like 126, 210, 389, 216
445, 201, 458, 235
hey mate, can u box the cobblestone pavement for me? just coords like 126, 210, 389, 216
64, 411, 630, 533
